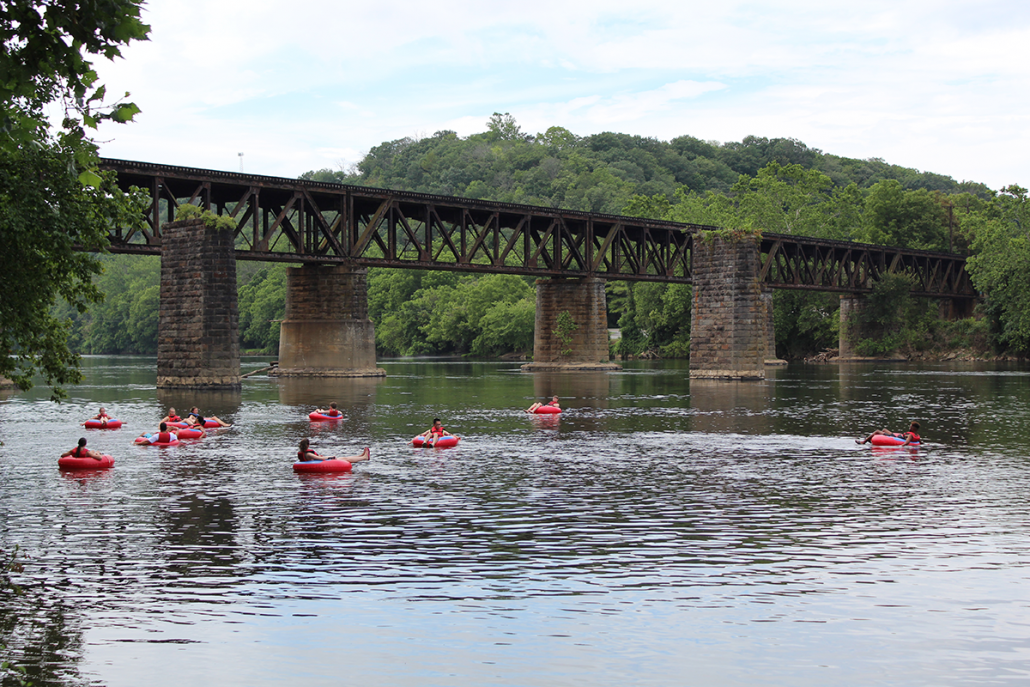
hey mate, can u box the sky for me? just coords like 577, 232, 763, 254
91, 0, 1030, 190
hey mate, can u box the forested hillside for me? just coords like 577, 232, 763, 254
63, 115, 1030, 360
302, 113, 990, 215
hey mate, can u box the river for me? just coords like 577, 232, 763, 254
1, 357, 1029, 686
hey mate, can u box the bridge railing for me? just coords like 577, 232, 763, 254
100, 158, 975, 297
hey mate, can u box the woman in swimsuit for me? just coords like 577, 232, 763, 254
61, 437, 105, 460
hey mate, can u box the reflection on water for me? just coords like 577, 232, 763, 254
155, 388, 242, 420
275, 376, 384, 408
2, 358, 1030, 686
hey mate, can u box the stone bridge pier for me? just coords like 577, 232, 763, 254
838, 295, 866, 360
274, 264, 385, 377
689, 235, 767, 380
522, 277, 620, 371
157, 218, 241, 388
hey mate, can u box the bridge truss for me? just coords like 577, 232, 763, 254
100, 159, 975, 298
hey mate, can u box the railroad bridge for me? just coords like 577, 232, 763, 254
100, 159, 976, 387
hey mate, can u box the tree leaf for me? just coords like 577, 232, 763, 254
78, 169, 103, 188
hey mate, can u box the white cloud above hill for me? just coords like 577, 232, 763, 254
94, 0, 1030, 188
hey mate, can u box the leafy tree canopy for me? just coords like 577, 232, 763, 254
0, 0, 149, 398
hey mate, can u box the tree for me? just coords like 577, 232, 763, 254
237, 265, 287, 353
860, 180, 950, 250
486, 112, 529, 142
965, 185, 1030, 353
0, 0, 149, 398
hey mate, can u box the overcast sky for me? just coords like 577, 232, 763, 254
92, 0, 1030, 190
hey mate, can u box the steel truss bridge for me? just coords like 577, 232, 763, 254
100, 159, 976, 299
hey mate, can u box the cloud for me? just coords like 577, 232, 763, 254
92, 0, 1030, 188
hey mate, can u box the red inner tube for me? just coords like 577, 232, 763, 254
309, 412, 344, 421
533, 405, 561, 414
293, 459, 352, 473
412, 435, 460, 448
59, 454, 115, 469
870, 434, 921, 447
83, 419, 123, 429
134, 435, 179, 446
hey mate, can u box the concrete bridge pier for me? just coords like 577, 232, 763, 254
274, 264, 386, 377
521, 277, 620, 371
689, 235, 766, 380
941, 297, 976, 321
762, 287, 786, 366
838, 295, 866, 360
157, 218, 241, 388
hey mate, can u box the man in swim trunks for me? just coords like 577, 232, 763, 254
856, 421, 921, 446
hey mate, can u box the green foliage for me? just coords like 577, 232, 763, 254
859, 180, 950, 250
369, 269, 536, 357
0, 145, 148, 397
552, 310, 578, 358
773, 291, 839, 358
613, 282, 692, 357
53, 254, 159, 354
176, 203, 237, 231
0, 0, 149, 153
472, 299, 535, 356
0, 0, 149, 398
237, 265, 287, 353
966, 185, 1030, 353
849, 274, 928, 356
309, 115, 979, 217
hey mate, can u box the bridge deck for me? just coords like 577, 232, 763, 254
100, 158, 975, 298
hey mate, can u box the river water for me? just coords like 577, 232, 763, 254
2, 357, 1030, 686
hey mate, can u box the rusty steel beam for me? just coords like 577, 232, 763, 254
99, 158, 974, 297
758, 234, 974, 298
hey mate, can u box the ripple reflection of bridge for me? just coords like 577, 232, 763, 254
99, 159, 977, 384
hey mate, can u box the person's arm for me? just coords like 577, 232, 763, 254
901, 432, 914, 446
61, 449, 73, 457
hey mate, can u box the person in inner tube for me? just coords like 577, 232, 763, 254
138, 422, 179, 444
313, 402, 342, 418
186, 407, 231, 427
62, 437, 105, 460
856, 421, 920, 446
419, 419, 453, 445
88, 407, 110, 425
527, 396, 560, 413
